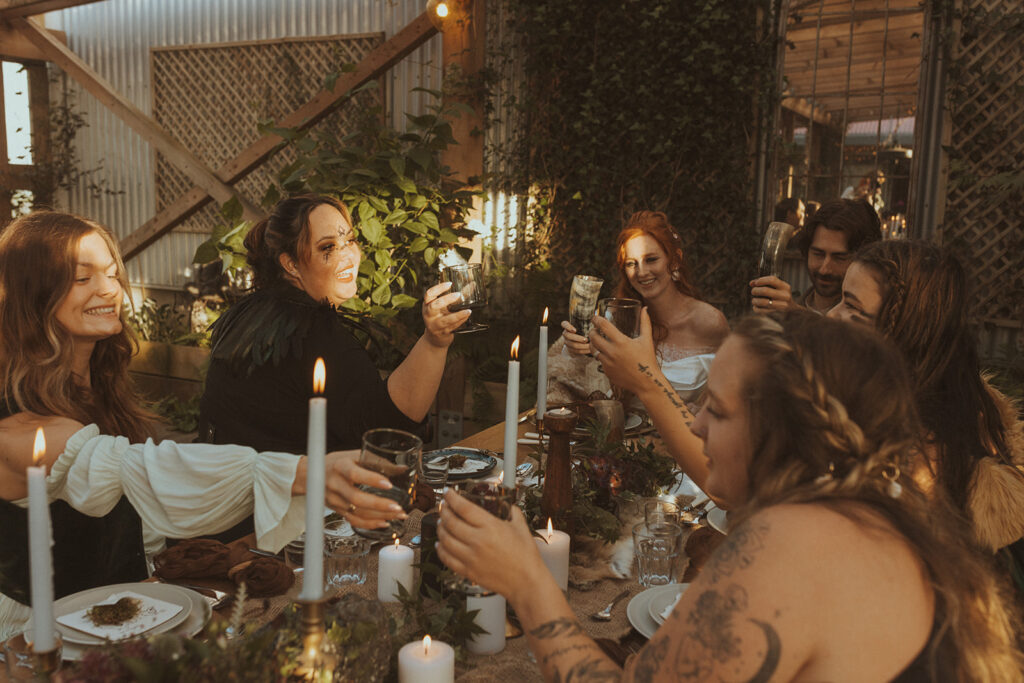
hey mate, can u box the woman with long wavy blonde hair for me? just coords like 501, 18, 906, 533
438, 312, 1022, 681
0, 211, 154, 440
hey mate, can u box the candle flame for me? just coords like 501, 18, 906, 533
32, 427, 45, 465
498, 470, 504, 484
542, 307, 549, 324
394, 537, 400, 548
313, 358, 326, 394
423, 635, 432, 654
547, 517, 554, 539
435, 2, 449, 18
510, 335, 520, 360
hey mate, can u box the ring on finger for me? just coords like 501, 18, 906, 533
768, 298, 773, 306
347, 502, 357, 514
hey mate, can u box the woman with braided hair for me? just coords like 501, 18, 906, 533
829, 239, 1024, 590
437, 311, 1022, 681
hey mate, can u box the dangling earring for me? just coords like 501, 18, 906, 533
881, 463, 902, 498
814, 462, 835, 485
671, 270, 680, 282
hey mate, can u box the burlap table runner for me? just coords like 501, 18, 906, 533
226, 507, 715, 681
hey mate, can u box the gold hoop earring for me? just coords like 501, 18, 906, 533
814, 461, 835, 485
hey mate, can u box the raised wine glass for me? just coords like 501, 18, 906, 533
443, 263, 488, 334
354, 428, 422, 541
597, 297, 642, 338
445, 481, 517, 595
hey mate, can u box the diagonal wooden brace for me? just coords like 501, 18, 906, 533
11, 15, 264, 224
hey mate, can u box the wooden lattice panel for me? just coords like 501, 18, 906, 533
152, 33, 384, 233
942, 0, 1024, 326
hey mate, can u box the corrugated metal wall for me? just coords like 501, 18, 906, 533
45, 0, 443, 290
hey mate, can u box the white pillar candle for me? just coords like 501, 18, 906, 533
534, 518, 571, 591
300, 358, 327, 601
466, 592, 506, 655
377, 539, 414, 602
536, 308, 549, 420
28, 427, 56, 652
398, 635, 455, 683
502, 336, 521, 488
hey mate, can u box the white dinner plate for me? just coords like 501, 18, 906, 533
60, 587, 211, 662
647, 583, 687, 625
706, 506, 729, 535
627, 583, 687, 639
48, 583, 193, 646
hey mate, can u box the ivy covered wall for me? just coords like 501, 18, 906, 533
499, 0, 777, 316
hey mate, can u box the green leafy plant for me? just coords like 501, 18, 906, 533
151, 394, 201, 433
394, 572, 486, 650
126, 298, 200, 346
522, 419, 678, 544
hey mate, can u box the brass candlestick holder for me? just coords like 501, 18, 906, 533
33, 643, 62, 680
295, 598, 337, 678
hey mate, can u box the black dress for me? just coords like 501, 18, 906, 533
197, 284, 423, 540
199, 284, 423, 454
0, 401, 147, 606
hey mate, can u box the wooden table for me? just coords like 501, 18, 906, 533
3, 416, 653, 681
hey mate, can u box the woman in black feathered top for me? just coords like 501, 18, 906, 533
199, 194, 469, 459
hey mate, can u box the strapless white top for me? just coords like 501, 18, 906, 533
660, 352, 714, 403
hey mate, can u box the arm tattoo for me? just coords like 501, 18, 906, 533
531, 619, 621, 682
674, 585, 781, 681
529, 618, 586, 639
638, 363, 694, 426
631, 637, 670, 682
704, 520, 769, 585
551, 659, 622, 683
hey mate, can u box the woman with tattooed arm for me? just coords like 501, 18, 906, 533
438, 312, 1021, 681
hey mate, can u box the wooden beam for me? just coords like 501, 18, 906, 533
10, 16, 263, 222
120, 11, 440, 260
0, 21, 66, 60
781, 96, 837, 128
0, 0, 102, 19
786, 12, 922, 41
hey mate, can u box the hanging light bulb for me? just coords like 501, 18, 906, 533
426, 0, 460, 31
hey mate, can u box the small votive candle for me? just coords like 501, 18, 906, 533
398, 635, 455, 683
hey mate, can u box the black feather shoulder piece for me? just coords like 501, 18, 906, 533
210, 285, 336, 375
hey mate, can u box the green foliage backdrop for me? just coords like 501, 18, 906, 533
497, 0, 777, 316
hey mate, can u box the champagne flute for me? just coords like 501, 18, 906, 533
443, 263, 488, 334
354, 428, 422, 540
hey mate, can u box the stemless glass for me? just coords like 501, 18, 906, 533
355, 428, 423, 540
447, 482, 517, 595
568, 274, 604, 337
597, 298, 642, 338
443, 263, 488, 333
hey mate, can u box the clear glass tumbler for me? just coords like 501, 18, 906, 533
633, 520, 684, 587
